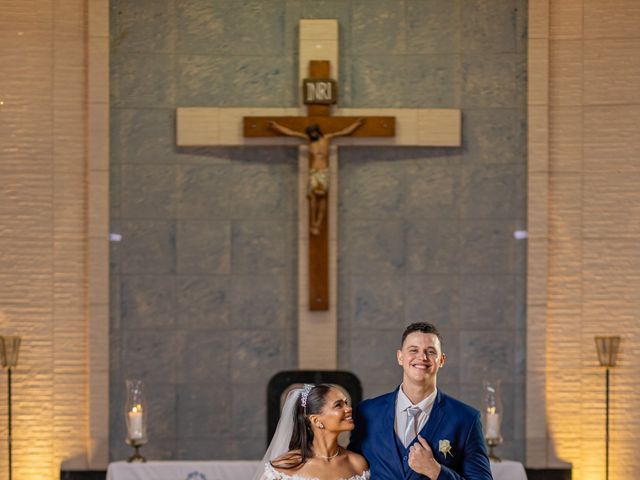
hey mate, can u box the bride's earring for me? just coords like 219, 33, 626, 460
318, 422, 324, 429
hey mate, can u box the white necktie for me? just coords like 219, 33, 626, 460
404, 406, 422, 446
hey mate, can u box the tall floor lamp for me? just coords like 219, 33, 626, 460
595, 336, 620, 480
0, 335, 21, 480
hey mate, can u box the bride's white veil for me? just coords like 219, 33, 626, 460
252, 386, 305, 480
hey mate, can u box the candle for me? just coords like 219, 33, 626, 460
486, 412, 500, 439
128, 405, 144, 440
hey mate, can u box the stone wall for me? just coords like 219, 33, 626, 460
109, 0, 527, 461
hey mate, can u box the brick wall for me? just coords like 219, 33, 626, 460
527, 0, 640, 477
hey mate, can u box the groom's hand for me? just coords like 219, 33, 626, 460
408, 435, 442, 479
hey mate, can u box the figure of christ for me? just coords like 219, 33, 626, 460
268, 119, 365, 235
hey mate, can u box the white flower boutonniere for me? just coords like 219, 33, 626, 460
439, 439, 453, 458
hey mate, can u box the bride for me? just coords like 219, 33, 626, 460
255, 384, 370, 480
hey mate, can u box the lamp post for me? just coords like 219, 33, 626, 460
0, 335, 21, 480
595, 336, 620, 480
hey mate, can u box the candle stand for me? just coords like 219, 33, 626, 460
482, 379, 503, 463
125, 379, 148, 463
126, 438, 147, 463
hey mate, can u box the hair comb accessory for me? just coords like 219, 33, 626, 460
300, 384, 314, 413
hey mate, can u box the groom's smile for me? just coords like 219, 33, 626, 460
397, 332, 446, 385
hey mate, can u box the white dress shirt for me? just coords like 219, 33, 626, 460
395, 385, 438, 447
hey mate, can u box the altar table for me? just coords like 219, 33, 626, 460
107, 459, 527, 480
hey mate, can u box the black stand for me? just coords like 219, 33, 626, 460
8, 368, 13, 480
605, 367, 610, 480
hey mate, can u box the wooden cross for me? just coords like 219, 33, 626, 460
175, 19, 461, 369
243, 60, 395, 311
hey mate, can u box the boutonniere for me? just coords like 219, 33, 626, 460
439, 439, 453, 458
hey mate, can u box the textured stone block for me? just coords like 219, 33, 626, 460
177, 220, 231, 274
231, 221, 292, 274
176, 55, 229, 107
224, 56, 293, 108
461, 0, 517, 53
122, 331, 178, 383
463, 108, 526, 164
177, 164, 230, 219
407, 0, 461, 54
177, 331, 230, 384
121, 165, 177, 219
230, 275, 293, 329
111, 53, 175, 108
459, 220, 526, 274
349, 330, 402, 387
120, 275, 176, 329
230, 331, 287, 384
462, 54, 518, 107
460, 330, 516, 384
339, 160, 404, 220
406, 220, 461, 274
404, 165, 459, 219
111, 0, 174, 54
351, 56, 411, 107
349, 274, 405, 329
351, 0, 407, 55
460, 274, 520, 330
120, 220, 176, 274
405, 274, 460, 328
407, 55, 462, 108
227, 161, 296, 219
177, 275, 230, 329
231, 383, 268, 438
341, 220, 405, 274
111, 108, 177, 164
460, 165, 525, 219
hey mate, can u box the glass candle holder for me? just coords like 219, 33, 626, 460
482, 379, 503, 461
125, 379, 148, 461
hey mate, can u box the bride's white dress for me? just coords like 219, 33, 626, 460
260, 463, 371, 480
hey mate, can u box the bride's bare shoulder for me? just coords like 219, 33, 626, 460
345, 450, 369, 472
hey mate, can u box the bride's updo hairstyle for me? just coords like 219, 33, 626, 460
271, 384, 332, 469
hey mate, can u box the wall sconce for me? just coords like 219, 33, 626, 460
0, 335, 22, 480
595, 336, 620, 480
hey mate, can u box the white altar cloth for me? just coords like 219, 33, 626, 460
107, 459, 527, 480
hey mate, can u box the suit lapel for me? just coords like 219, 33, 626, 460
384, 388, 405, 474
420, 390, 446, 445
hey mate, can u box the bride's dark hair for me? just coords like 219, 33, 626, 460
271, 384, 332, 470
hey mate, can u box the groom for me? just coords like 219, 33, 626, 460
349, 322, 493, 480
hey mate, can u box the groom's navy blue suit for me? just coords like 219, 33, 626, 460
349, 388, 493, 480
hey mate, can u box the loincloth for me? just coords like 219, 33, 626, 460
308, 168, 329, 193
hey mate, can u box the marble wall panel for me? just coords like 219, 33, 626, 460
407, 0, 461, 54
110, 0, 526, 461
176, 221, 231, 274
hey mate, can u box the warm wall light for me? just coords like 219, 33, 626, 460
595, 336, 621, 480
1, 335, 22, 480
595, 336, 620, 368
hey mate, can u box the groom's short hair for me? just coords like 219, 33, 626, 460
401, 322, 441, 347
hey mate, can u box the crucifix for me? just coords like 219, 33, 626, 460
243, 59, 395, 311
176, 20, 461, 370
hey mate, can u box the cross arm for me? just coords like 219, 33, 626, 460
243, 116, 395, 138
